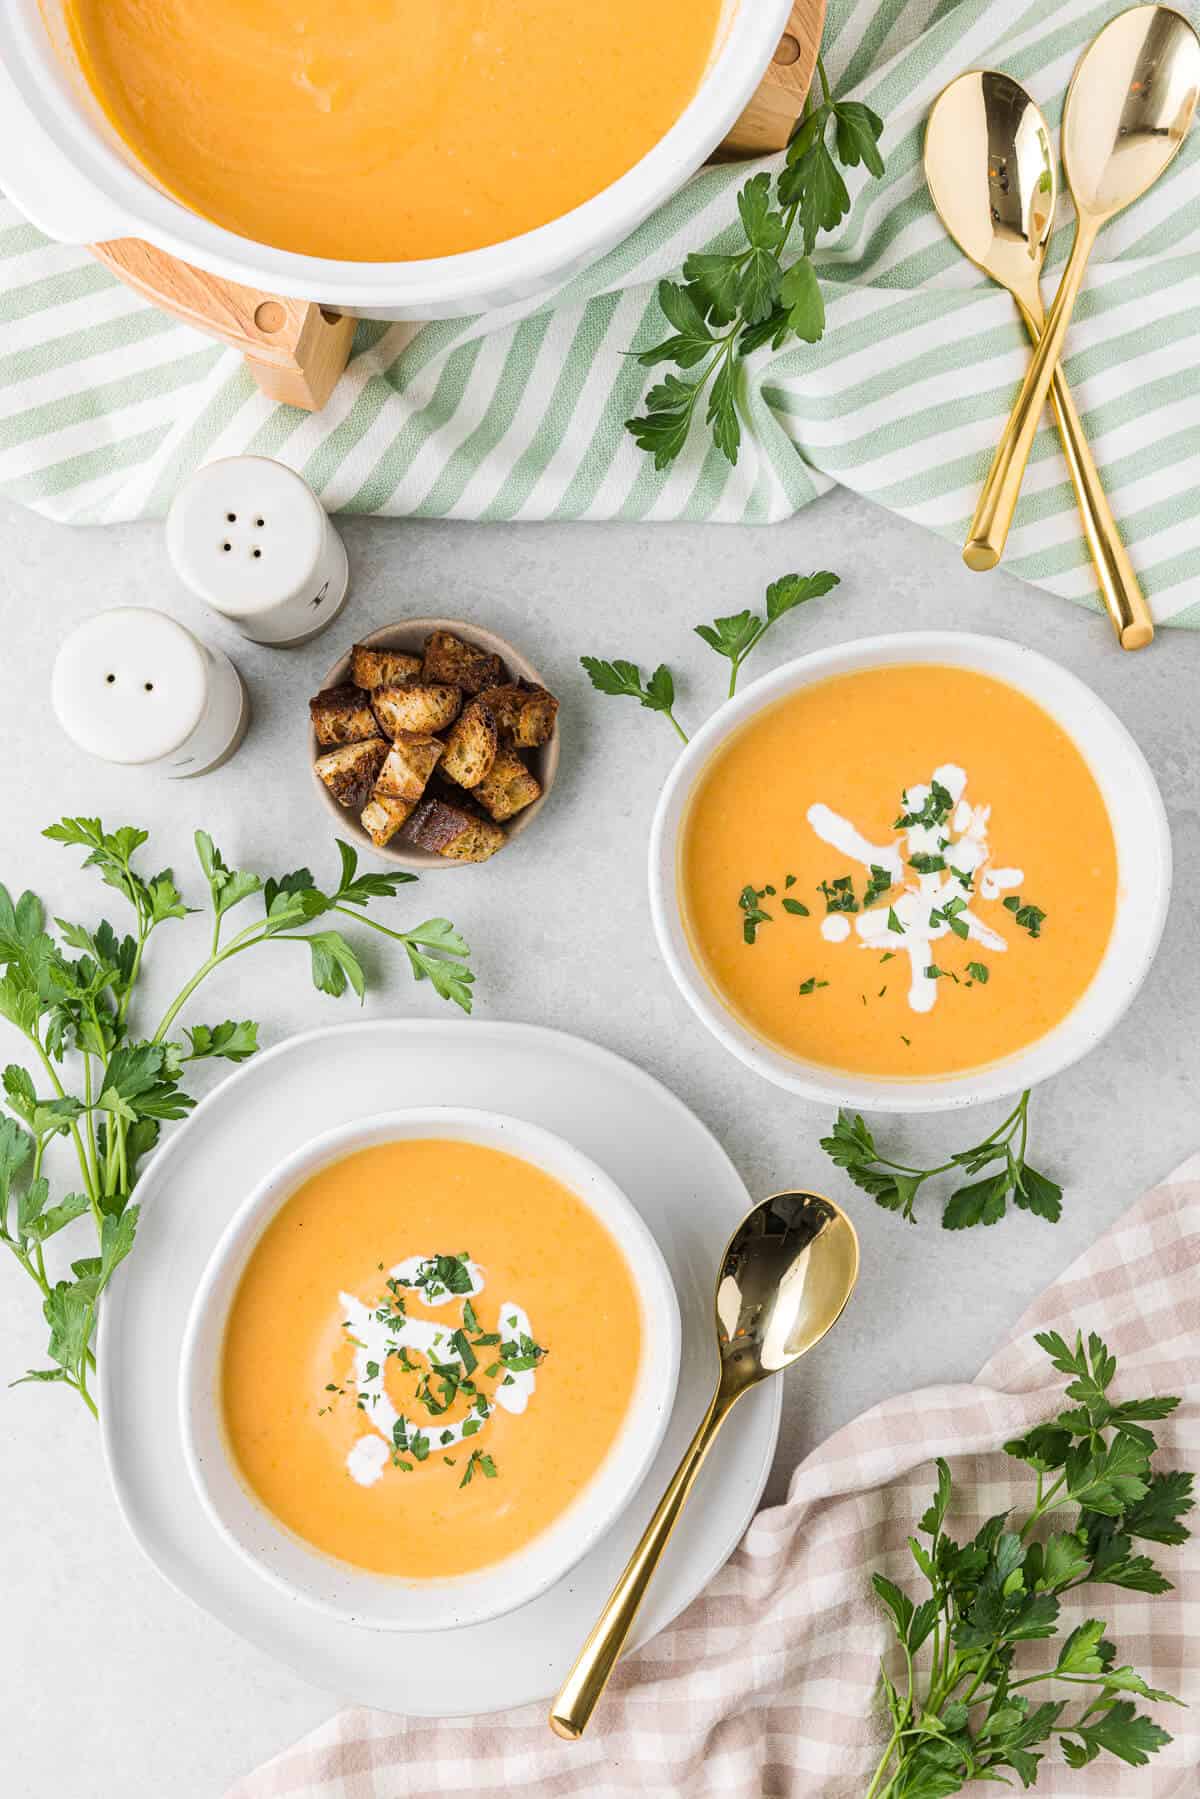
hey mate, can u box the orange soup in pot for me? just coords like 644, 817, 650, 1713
678, 665, 1119, 1079
64, 0, 726, 261
221, 1137, 644, 1577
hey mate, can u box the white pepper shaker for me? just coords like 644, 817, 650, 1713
165, 455, 349, 647
51, 607, 248, 778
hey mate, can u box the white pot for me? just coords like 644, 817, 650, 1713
0, 0, 793, 319
179, 1106, 681, 1632
649, 633, 1173, 1114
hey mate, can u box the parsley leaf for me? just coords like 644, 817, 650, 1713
579, 657, 689, 742
695, 570, 839, 695
625, 59, 884, 469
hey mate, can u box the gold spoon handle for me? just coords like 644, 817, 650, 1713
964, 216, 1098, 572
1014, 299, 1154, 650
549, 1388, 732, 1741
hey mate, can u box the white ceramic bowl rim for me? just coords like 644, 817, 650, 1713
649, 630, 1172, 1114
179, 1106, 682, 1631
3, 0, 793, 307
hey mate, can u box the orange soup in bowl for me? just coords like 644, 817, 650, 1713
65, 0, 726, 261
679, 665, 1118, 1079
221, 1137, 644, 1578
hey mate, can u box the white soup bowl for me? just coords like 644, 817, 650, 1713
179, 1106, 681, 1630
649, 631, 1171, 1114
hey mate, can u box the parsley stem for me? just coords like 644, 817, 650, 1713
863, 1727, 904, 1799
816, 53, 833, 107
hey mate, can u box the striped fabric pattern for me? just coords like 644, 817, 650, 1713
228, 1160, 1200, 1798
1, 0, 1198, 625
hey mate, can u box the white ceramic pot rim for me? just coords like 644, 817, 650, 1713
178, 1106, 682, 1631
649, 630, 1173, 1115
3, 0, 792, 308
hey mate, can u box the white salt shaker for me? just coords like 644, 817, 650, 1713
166, 455, 349, 647
51, 607, 248, 778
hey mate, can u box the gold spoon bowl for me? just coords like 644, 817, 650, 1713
549, 1188, 860, 1741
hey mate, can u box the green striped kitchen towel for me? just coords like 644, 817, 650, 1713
2, 0, 1198, 623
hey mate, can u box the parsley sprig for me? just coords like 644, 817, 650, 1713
865, 1331, 1192, 1797
821, 1091, 1063, 1229
577, 659, 688, 742
582, 567, 839, 735
694, 571, 840, 697
626, 60, 884, 470
0, 821, 474, 1414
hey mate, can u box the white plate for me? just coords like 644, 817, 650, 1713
98, 1020, 781, 1714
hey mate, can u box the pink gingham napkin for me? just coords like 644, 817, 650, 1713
229, 1160, 1200, 1799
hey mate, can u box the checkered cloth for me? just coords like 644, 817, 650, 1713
228, 1159, 1200, 1798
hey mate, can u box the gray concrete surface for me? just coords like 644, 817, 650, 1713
0, 489, 1196, 1797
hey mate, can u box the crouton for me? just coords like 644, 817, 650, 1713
309, 683, 378, 747
402, 797, 506, 863
314, 737, 388, 811
361, 793, 417, 848
350, 643, 423, 690
477, 682, 559, 748
372, 682, 461, 737
439, 700, 498, 790
375, 732, 444, 803
422, 629, 505, 695
474, 745, 542, 822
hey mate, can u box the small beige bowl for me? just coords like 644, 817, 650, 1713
310, 617, 560, 870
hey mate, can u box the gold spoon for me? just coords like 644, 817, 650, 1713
549, 1188, 859, 1741
963, 4, 1200, 576
927, 70, 1155, 650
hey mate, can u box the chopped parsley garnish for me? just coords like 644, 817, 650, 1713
395, 1253, 475, 1302
967, 961, 989, 984
863, 864, 894, 907
739, 883, 772, 944
925, 964, 959, 983
785, 874, 797, 888
818, 875, 858, 914
500, 1331, 548, 1373
782, 897, 810, 916
894, 781, 954, 831
930, 896, 969, 940
459, 1449, 498, 1488
908, 852, 946, 874
798, 976, 829, 995
1003, 895, 1047, 938
886, 907, 904, 935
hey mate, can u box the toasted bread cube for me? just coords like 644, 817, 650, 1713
402, 797, 506, 863
350, 643, 423, 691
439, 700, 499, 790
422, 630, 505, 696
309, 683, 378, 747
477, 682, 559, 748
375, 732, 444, 803
372, 682, 461, 738
314, 737, 388, 811
474, 745, 542, 822
361, 793, 417, 848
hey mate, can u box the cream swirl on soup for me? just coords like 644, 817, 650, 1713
339, 1255, 541, 1488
